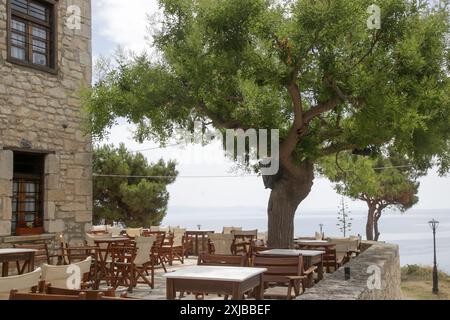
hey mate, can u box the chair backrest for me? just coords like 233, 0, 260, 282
43, 283, 115, 300
348, 236, 361, 252
0, 268, 42, 300
85, 232, 112, 246
107, 225, 123, 237
322, 247, 338, 271
41, 257, 92, 289
9, 290, 87, 300
168, 226, 180, 233
198, 253, 248, 267
208, 234, 235, 255
158, 226, 169, 233
13, 243, 50, 265
110, 245, 137, 267
172, 228, 186, 247
232, 230, 258, 244
252, 255, 303, 283
232, 229, 258, 236
222, 227, 242, 234
134, 236, 156, 265
125, 228, 143, 238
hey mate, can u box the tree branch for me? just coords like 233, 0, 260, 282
196, 101, 247, 130
303, 97, 341, 123
319, 142, 358, 156
287, 83, 303, 127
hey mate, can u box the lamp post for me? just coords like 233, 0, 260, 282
428, 219, 439, 294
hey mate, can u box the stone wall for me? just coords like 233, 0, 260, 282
298, 242, 403, 300
0, 0, 92, 245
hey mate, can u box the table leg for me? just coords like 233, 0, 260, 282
255, 274, 264, 300
232, 283, 242, 300
166, 279, 176, 300
318, 256, 324, 281
304, 257, 314, 288
29, 253, 35, 273
2, 261, 9, 277
201, 235, 206, 254
195, 235, 199, 256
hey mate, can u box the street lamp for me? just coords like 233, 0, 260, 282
428, 219, 439, 294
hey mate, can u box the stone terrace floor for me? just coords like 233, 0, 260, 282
109, 258, 287, 300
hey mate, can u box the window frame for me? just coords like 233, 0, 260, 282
6, 0, 58, 74
11, 151, 46, 236
12, 174, 44, 234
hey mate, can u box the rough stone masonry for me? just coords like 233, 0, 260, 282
0, 0, 92, 247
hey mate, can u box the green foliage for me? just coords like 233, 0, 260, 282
402, 264, 450, 281
83, 0, 450, 175
93, 144, 178, 227
319, 152, 420, 211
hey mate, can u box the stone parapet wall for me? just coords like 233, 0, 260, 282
298, 242, 403, 300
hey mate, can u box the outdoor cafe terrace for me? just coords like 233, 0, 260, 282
0, 226, 401, 300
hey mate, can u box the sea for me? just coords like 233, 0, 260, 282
163, 207, 450, 273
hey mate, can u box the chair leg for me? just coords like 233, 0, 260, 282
287, 281, 293, 300
159, 256, 167, 273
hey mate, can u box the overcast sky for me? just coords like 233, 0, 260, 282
91, 0, 450, 211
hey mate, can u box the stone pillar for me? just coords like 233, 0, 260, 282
43, 154, 64, 233
0, 150, 13, 236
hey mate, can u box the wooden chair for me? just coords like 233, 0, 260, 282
125, 228, 143, 239
322, 246, 344, 273
252, 254, 317, 300
0, 268, 42, 300
41, 257, 92, 290
145, 232, 167, 273
207, 234, 235, 255
198, 253, 248, 267
170, 228, 187, 264
59, 234, 96, 265
97, 292, 137, 300
109, 244, 137, 292
222, 226, 242, 234
232, 230, 258, 255
13, 243, 60, 267
9, 290, 87, 300
134, 236, 156, 289
39, 281, 116, 300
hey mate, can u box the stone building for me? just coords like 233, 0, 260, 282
0, 0, 92, 247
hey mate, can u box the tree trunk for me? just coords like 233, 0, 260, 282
374, 209, 382, 241
266, 161, 314, 248
366, 202, 376, 241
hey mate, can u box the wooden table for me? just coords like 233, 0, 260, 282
259, 249, 324, 287
164, 266, 267, 300
0, 248, 37, 277
185, 231, 214, 256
